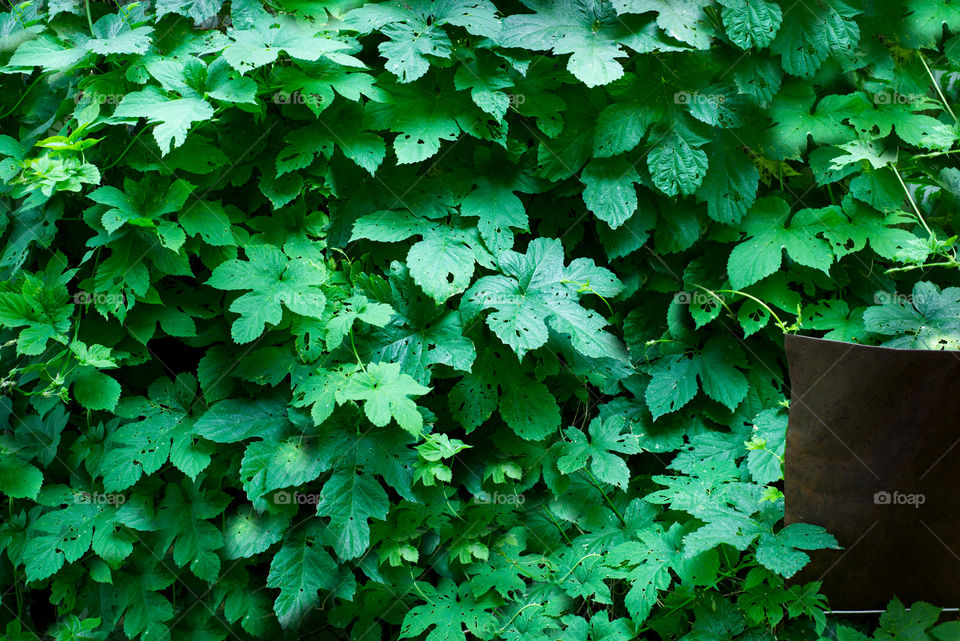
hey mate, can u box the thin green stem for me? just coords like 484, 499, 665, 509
691, 284, 789, 332
497, 603, 543, 633
561, 279, 613, 316
496, 552, 535, 579
636, 597, 695, 632
920, 52, 958, 124
85, 0, 94, 32
102, 127, 146, 170
912, 149, 960, 159
555, 553, 602, 582
884, 260, 960, 274
892, 163, 933, 237
690, 284, 737, 318
349, 329, 367, 374
540, 506, 573, 546
0, 74, 44, 119
583, 468, 626, 526
411, 579, 433, 604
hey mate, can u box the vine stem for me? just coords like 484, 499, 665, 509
912, 149, 960, 159
102, 127, 147, 170
540, 506, 573, 546
85, 0, 94, 32
496, 550, 541, 579
560, 279, 613, 316
919, 52, 958, 124
691, 284, 789, 332
884, 260, 959, 274
497, 603, 543, 633
349, 329, 367, 374
892, 163, 933, 237
583, 468, 626, 526
0, 74, 44, 119
555, 553, 602, 582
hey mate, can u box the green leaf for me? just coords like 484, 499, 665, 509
400, 579, 497, 641
616, 0, 716, 49
193, 398, 290, 443
178, 200, 235, 246
346, 0, 499, 83
755, 524, 838, 578
647, 126, 709, 197
646, 354, 699, 420
111, 86, 214, 155
863, 282, 960, 349
240, 438, 334, 502
696, 133, 759, 224
337, 362, 431, 435
501, 0, 631, 87
718, 0, 782, 49
89, 15, 153, 54
407, 226, 488, 302
727, 197, 834, 289
498, 371, 561, 440
558, 415, 640, 488
73, 368, 122, 412
225, 509, 290, 559
316, 468, 389, 560
224, 15, 357, 74
606, 532, 675, 624
352, 215, 492, 303
460, 176, 529, 253
593, 101, 662, 158
326, 294, 395, 350
698, 335, 748, 411
462, 238, 626, 361
266, 524, 338, 626
207, 245, 327, 343
746, 409, 786, 484
0, 456, 43, 499
581, 157, 641, 229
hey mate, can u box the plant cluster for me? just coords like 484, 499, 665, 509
2, 0, 960, 639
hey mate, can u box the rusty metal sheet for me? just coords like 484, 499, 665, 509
784, 334, 960, 610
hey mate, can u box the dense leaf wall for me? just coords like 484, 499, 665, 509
2, 0, 960, 639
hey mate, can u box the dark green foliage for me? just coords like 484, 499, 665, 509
1, 0, 959, 639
